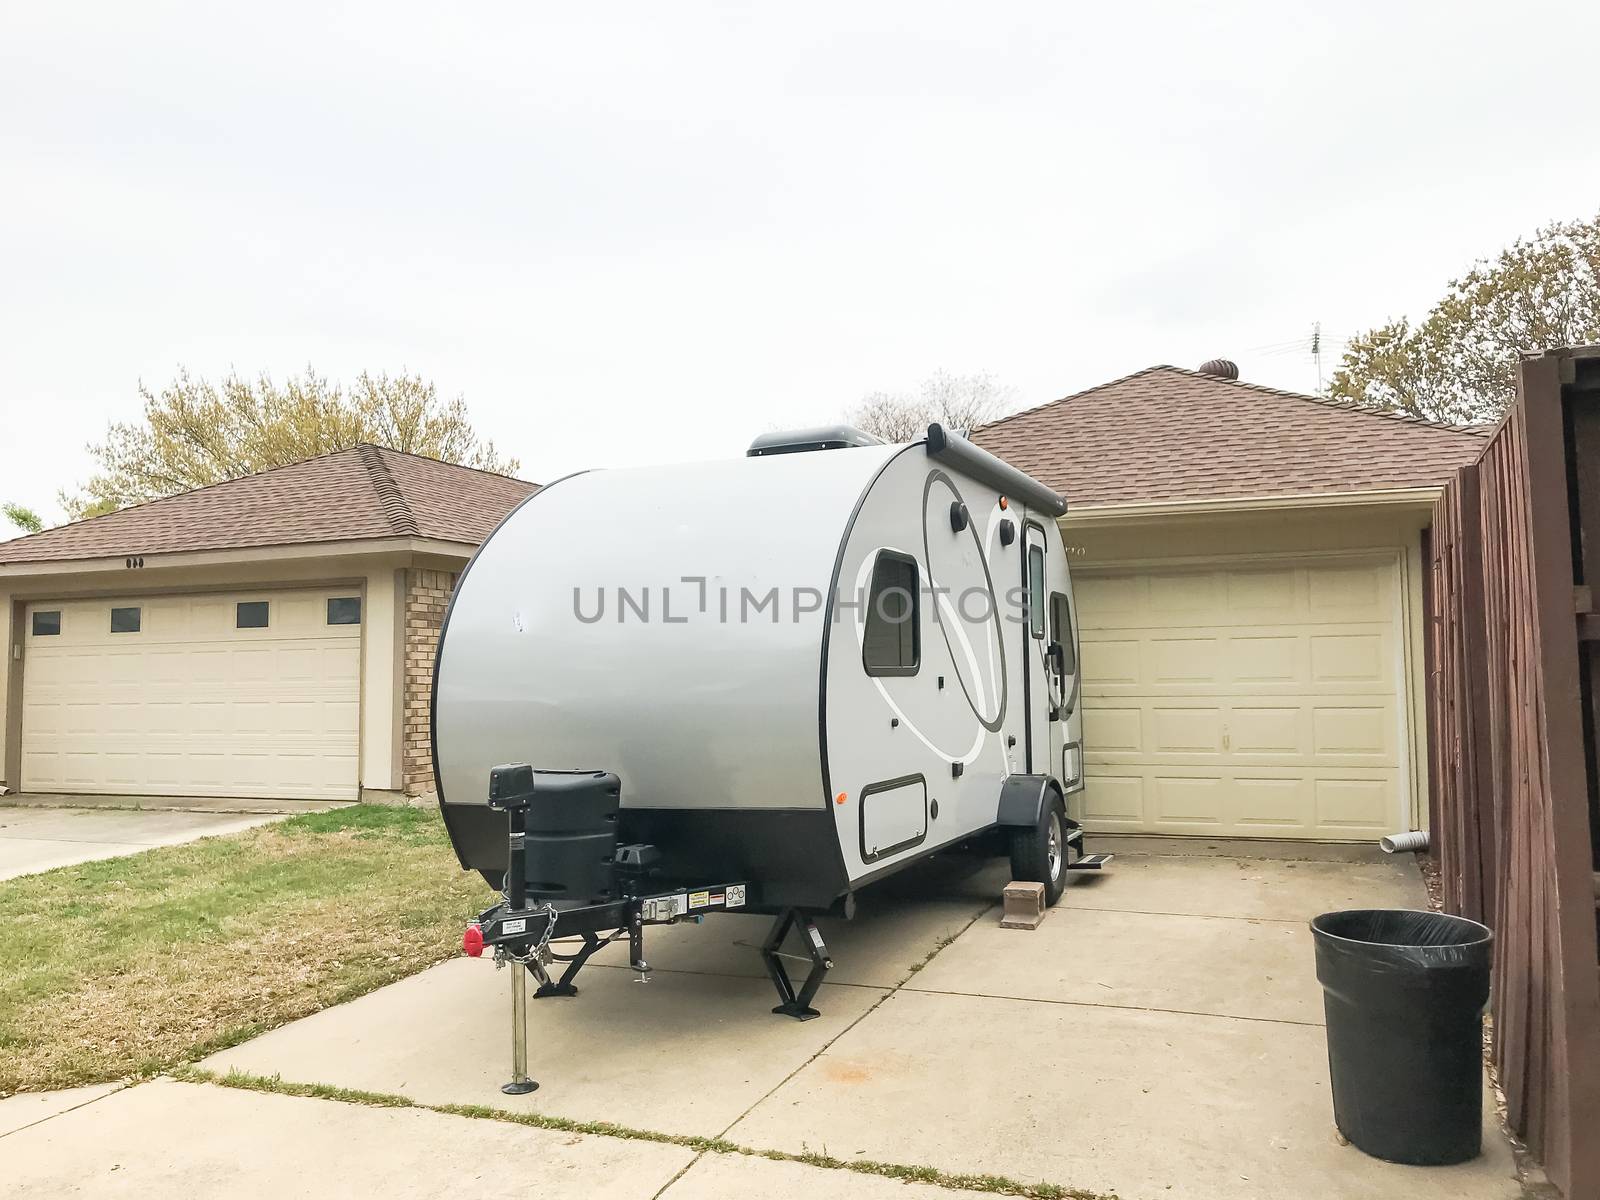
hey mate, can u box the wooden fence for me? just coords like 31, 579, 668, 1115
1425, 347, 1600, 1199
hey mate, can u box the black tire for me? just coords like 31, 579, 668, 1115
1009, 791, 1068, 905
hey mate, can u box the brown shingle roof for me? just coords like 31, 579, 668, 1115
0, 445, 538, 565
972, 365, 1485, 508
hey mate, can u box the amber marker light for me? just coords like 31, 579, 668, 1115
836, 792, 848, 805
998, 495, 1009, 509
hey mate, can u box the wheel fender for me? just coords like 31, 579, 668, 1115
996, 774, 1065, 828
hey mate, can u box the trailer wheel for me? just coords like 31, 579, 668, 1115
1009, 792, 1068, 905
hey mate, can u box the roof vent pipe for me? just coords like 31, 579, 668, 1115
1198, 358, 1239, 380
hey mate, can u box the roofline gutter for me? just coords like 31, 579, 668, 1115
0, 535, 480, 579
1059, 486, 1443, 524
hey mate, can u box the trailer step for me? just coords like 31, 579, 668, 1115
1067, 853, 1113, 871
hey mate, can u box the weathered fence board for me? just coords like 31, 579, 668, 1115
1426, 347, 1600, 1199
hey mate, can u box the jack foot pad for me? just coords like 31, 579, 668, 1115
501, 1078, 539, 1095
772, 1003, 821, 1021
533, 982, 578, 999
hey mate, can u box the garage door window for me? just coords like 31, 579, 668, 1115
31, 610, 60, 636
236, 601, 269, 629
110, 606, 141, 634
326, 597, 361, 625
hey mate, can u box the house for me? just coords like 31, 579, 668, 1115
972, 362, 1485, 841
0, 366, 1485, 837
0, 446, 536, 803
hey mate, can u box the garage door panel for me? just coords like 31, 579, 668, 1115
1224, 568, 1297, 610
1079, 773, 1145, 824
1077, 575, 1145, 619
1083, 706, 1141, 752
1310, 633, 1388, 684
1152, 775, 1226, 825
1081, 639, 1139, 687
1314, 778, 1391, 830
1229, 706, 1304, 755
1233, 776, 1314, 831
22, 590, 362, 801
1075, 557, 1408, 840
1150, 638, 1220, 683
1311, 706, 1393, 758
1148, 571, 1222, 613
1229, 636, 1300, 684
1150, 707, 1221, 753
1307, 564, 1388, 613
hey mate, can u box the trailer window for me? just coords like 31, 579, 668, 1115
863, 550, 920, 677
1027, 544, 1046, 638
1050, 591, 1076, 675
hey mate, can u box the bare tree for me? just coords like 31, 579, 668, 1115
848, 371, 1018, 442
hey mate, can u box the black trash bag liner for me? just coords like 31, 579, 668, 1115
1313, 908, 1493, 968
1311, 908, 1493, 1166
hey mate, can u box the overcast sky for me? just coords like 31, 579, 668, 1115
3, 2, 1598, 531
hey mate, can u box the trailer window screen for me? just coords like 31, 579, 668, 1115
1050, 591, 1076, 674
863, 550, 919, 676
1028, 544, 1046, 638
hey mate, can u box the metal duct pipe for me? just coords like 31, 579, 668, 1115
1380, 830, 1430, 854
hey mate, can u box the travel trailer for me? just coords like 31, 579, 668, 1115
433, 422, 1104, 1057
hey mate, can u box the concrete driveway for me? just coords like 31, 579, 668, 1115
0, 806, 286, 881
0, 840, 1528, 1199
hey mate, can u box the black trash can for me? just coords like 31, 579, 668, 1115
1310, 909, 1492, 1166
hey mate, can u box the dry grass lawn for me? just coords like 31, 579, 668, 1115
0, 805, 493, 1095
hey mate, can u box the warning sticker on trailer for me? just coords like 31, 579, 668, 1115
725, 885, 746, 908
708, 892, 725, 906
688, 891, 711, 910
503, 918, 527, 936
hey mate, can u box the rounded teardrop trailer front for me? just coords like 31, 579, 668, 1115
432, 422, 1108, 1038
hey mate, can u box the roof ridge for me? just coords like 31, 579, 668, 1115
1147, 365, 1487, 438
356, 444, 420, 536
363, 442, 528, 483
977, 364, 1486, 440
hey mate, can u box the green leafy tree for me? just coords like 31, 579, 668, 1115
849, 370, 1018, 442
1328, 212, 1600, 424
64, 368, 519, 518
2, 502, 43, 535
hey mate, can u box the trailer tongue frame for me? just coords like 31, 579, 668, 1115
465, 763, 837, 1093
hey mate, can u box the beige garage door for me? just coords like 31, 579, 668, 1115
21, 590, 361, 801
1073, 558, 1406, 840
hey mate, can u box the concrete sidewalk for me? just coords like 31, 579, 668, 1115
0, 842, 1529, 1199
0, 806, 288, 881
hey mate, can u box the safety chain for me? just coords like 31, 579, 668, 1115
493, 901, 561, 969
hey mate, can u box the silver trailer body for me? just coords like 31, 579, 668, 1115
433, 426, 1082, 910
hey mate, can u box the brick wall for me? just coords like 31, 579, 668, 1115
403, 568, 458, 795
